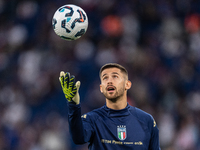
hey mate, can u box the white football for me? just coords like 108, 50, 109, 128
52, 4, 88, 41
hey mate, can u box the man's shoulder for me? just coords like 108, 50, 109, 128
129, 106, 154, 124
82, 105, 105, 120
135, 107, 152, 118
88, 105, 106, 116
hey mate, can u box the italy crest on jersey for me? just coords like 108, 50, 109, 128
117, 125, 126, 140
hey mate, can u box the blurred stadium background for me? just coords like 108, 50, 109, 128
0, 0, 200, 149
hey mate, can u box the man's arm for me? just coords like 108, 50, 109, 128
149, 117, 161, 150
68, 103, 94, 144
59, 71, 93, 144
134, 107, 161, 150
68, 103, 85, 144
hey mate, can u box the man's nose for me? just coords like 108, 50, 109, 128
107, 78, 113, 84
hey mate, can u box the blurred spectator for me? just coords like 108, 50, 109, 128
0, 0, 200, 149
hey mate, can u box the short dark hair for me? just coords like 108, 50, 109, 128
99, 63, 128, 79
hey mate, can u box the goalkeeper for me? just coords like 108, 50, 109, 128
59, 63, 161, 150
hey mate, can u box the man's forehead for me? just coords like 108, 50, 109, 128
101, 68, 122, 76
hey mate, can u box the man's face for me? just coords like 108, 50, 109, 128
100, 67, 128, 101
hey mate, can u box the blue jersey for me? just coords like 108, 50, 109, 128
68, 103, 161, 150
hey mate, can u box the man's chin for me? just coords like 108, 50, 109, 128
103, 92, 120, 102
106, 95, 118, 102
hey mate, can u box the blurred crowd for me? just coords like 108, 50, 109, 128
0, 0, 200, 149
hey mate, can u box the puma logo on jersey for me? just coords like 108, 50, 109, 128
153, 119, 156, 127
81, 114, 87, 118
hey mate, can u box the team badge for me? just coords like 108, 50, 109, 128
117, 125, 126, 140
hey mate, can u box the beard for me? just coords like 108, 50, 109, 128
103, 85, 125, 102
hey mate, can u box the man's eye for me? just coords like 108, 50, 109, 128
103, 77, 108, 80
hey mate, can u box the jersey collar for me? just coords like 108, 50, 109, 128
104, 103, 131, 117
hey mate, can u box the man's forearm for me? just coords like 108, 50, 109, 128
68, 103, 86, 144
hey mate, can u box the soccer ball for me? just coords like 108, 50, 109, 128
52, 4, 88, 41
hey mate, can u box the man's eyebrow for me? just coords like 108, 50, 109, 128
102, 73, 107, 78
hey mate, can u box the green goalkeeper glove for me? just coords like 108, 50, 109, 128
59, 71, 81, 105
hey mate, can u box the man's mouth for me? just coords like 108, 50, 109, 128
106, 86, 116, 92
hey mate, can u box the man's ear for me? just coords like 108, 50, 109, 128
125, 80, 132, 90
100, 84, 103, 93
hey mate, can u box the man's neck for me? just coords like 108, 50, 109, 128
106, 97, 127, 110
